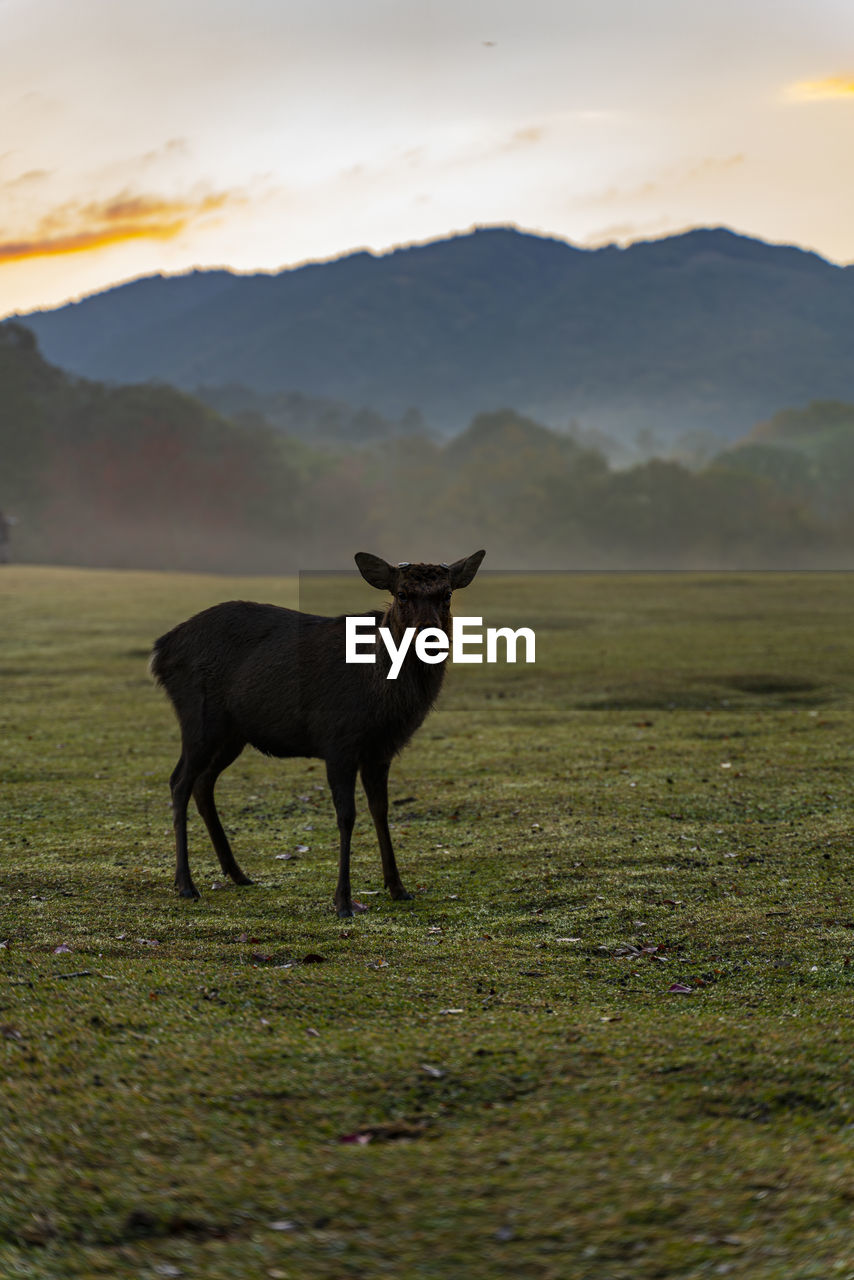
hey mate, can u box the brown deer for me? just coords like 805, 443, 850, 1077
150, 550, 485, 916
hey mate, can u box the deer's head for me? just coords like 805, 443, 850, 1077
355, 550, 485, 639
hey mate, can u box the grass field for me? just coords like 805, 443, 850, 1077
2, 565, 854, 1280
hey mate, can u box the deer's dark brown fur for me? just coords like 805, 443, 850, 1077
150, 550, 485, 916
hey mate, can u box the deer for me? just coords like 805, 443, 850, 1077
150, 550, 485, 916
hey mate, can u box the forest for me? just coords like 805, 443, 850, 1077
2, 320, 853, 571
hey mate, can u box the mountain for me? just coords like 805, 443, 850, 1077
12, 225, 854, 443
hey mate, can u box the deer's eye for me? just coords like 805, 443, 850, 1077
397, 591, 408, 603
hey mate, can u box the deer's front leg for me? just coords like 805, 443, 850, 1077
361, 758, 412, 901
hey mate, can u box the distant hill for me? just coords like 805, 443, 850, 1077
0, 322, 301, 571
13, 226, 854, 445
747, 399, 854, 451
1, 324, 851, 569
718, 400, 854, 523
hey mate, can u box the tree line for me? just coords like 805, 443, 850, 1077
1, 322, 852, 571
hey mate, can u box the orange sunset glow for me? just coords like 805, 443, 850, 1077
786, 75, 854, 100
0, 192, 238, 265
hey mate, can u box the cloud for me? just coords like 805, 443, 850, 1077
786, 76, 854, 101
508, 126, 545, 147
3, 169, 52, 189
580, 218, 678, 247
335, 122, 547, 193
581, 155, 746, 209
141, 138, 190, 165
0, 189, 242, 265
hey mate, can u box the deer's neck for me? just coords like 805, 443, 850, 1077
373, 610, 449, 702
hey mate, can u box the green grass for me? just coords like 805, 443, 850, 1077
2, 566, 854, 1279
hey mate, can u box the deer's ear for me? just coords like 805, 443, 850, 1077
448, 549, 486, 589
355, 552, 396, 591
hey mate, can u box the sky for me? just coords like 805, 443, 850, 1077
2, 0, 854, 316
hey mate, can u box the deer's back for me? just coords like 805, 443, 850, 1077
151, 600, 437, 762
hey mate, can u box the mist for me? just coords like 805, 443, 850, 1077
2, 317, 853, 573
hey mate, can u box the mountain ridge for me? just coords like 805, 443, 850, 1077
12, 224, 854, 443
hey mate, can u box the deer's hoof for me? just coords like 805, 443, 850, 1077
232, 873, 254, 886
176, 882, 201, 900
389, 886, 413, 901
336, 903, 354, 919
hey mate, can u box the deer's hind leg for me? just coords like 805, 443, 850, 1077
170, 750, 203, 899
326, 756, 358, 918
192, 739, 251, 885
